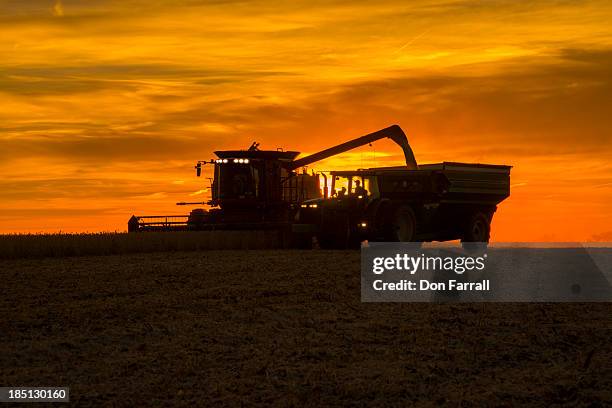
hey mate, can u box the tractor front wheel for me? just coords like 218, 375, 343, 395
318, 211, 351, 249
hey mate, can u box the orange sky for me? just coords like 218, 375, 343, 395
0, 0, 611, 241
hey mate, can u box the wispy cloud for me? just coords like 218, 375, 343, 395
395, 29, 430, 53
52, 0, 64, 17
189, 189, 209, 196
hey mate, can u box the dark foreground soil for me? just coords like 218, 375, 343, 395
1, 251, 611, 406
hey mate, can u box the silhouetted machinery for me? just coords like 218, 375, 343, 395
128, 125, 511, 248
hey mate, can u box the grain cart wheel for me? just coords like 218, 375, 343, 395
461, 212, 490, 252
389, 205, 416, 242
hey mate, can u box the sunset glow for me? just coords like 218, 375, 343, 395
1, 0, 611, 240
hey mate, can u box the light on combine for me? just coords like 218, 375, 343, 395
244, 159, 250, 164
310, 204, 318, 208
233, 159, 238, 163
238, 159, 245, 163
222, 159, 228, 163
300, 204, 308, 208
359, 222, 367, 228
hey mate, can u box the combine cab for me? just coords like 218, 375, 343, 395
129, 125, 511, 248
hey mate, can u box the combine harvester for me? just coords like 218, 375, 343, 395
128, 125, 510, 249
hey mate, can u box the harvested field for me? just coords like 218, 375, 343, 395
1, 250, 611, 406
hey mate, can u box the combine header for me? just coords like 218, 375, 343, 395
129, 125, 510, 248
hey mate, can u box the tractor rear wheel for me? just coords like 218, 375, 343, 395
388, 205, 416, 242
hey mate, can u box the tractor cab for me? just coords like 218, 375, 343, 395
329, 170, 379, 201
299, 170, 380, 214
